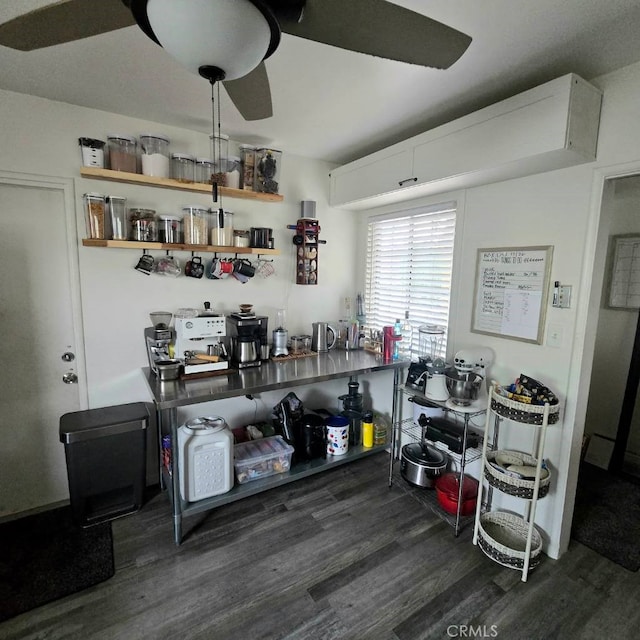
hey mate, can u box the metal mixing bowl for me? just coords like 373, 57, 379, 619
445, 370, 484, 405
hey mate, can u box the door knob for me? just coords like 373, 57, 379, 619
62, 372, 78, 384
61, 352, 75, 362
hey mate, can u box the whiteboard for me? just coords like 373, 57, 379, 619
471, 246, 553, 344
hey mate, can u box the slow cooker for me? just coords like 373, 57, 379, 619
400, 442, 448, 488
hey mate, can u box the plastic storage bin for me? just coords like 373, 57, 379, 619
182, 205, 210, 244
177, 416, 234, 501
79, 137, 105, 168
210, 208, 234, 246
254, 148, 282, 193
59, 402, 148, 527
171, 153, 195, 182
158, 214, 182, 243
195, 157, 214, 184
234, 436, 294, 484
106, 195, 127, 240
107, 134, 137, 173
140, 133, 170, 178
83, 192, 106, 239
129, 207, 157, 242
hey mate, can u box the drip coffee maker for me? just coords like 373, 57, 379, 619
226, 313, 268, 368
272, 308, 289, 357
144, 311, 175, 375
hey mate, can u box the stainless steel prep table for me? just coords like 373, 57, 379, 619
142, 350, 406, 544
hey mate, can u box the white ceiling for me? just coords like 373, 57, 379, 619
2, 0, 640, 165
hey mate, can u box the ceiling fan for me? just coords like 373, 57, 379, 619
0, 0, 472, 121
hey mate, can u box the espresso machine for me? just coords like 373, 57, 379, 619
227, 313, 268, 368
145, 311, 175, 375
174, 316, 229, 375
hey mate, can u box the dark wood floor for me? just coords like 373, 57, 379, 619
2, 452, 639, 639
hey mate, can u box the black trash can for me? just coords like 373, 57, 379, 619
59, 402, 149, 527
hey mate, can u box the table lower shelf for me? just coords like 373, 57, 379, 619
164, 444, 389, 517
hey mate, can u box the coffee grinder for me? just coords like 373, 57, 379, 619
272, 308, 289, 357
144, 311, 175, 375
227, 312, 268, 368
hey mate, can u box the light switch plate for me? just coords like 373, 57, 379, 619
547, 324, 563, 348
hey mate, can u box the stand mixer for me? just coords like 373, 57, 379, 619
448, 347, 494, 410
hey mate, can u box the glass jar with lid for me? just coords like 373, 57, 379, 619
129, 208, 157, 242
139, 133, 170, 178
239, 144, 255, 190
107, 134, 137, 173
254, 148, 282, 193
233, 229, 250, 248
210, 208, 234, 246
158, 214, 182, 244
195, 157, 214, 184
171, 153, 195, 183
182, 205, 210, 244
225, 156, 241, 190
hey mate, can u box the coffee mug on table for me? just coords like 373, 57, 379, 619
326, 415, 349, 456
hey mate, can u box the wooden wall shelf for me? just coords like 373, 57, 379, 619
80, 167, 284, 203
82, 239, 280, 255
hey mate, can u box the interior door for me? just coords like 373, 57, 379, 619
0, 173, 86, 516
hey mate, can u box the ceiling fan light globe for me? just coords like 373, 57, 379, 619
145, 0, 277, 81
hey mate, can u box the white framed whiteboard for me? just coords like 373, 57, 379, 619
471, 246, 553, 344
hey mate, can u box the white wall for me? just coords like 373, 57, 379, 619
0, 89, 400, 514
354, 60, 640, 558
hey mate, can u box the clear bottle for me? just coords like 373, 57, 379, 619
393, 318, 402, 360
399, 311, 413, 361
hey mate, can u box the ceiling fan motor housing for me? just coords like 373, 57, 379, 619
126, 0, 283, 81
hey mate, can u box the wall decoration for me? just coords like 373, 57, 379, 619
471, 246, 553, 344
607, 235, 640, 309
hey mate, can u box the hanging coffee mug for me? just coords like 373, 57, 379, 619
134, 253, 154, 275
233, 258, 255, 278
256, 259, 275, 278
154, 255, 181, 277
185, 256, 204, 278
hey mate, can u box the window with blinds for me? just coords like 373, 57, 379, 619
364, 202, 457, 357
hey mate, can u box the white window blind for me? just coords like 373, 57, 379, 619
364, 202, 456, 357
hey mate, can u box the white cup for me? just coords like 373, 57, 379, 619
326, 418, 349, 456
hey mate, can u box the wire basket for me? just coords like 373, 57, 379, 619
484, 450, 551, 499
477, 511, 542, 570
491, 391, 559, 425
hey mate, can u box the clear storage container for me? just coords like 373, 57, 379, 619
233, 229, 250, 248
158, 214, 182, 244
195, 157, 214, 184
254, 148, 282, 193
234, 436, 294, 484
83, 193, 106, 239
210, 208, 234, 246
106, 195, 127, 240
182, 205, 210, 244
178, 416, 234, 501
171, 153, 195, 183
140, 133, 170, 178
210, 133, 229, 172
225, 155, 241, 190
79, 137, 105, 168
129, 208, 157, 242
239, 144, 255, 190
107, 134, 137, 173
